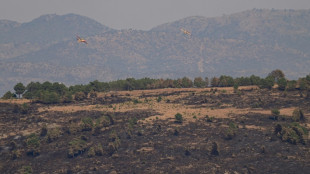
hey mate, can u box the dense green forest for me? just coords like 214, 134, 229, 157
2, 69, 310, 104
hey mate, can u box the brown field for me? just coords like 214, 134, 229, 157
1, 86, 310, 173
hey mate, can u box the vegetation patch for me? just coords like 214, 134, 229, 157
25, 133, 40, 156
175, 113, 183, 123
67, 137, 88, 158
275, 122, 309, 145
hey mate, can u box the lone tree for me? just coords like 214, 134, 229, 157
14, 82, 26, 98
194, 77, 206, 88
268, 69, 285, 83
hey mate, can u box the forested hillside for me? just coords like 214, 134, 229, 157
1, 9, 310, 95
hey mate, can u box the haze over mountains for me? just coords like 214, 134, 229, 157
1, 9, 310, 95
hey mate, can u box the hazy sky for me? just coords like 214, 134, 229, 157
1, 0, 310, 30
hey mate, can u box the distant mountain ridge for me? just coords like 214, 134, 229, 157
1, 9, 310, 95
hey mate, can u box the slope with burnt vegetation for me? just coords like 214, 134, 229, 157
1, 84, 310, 173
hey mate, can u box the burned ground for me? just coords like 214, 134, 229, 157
0, 87, 310, 173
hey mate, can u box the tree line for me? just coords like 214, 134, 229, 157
2, 69, 310, 103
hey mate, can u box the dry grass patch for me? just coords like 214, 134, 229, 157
249, 107, 299, 117
0, 99, 31, 104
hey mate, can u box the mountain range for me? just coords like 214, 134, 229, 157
1, 9, 310, 95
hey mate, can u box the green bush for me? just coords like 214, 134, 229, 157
13, 103, 30, 114
26, 133, 40, 156
67, 137, 88, 158
67, 122, 81, 134
81, 117, 94, 131
36, 91, 60, 104
19, 165, 32, 174
95, 144, 104, 156
286, 80, 297, 91
157, 96, 162, 102
108, 131, 121, 155
259, 76, 275, 89
271, 109, 280, 116
2, 91, 15, 99
205, 115, 214, 122
224, 122, 238, 140
87, 144, 104, 157
21, 103, 30, 114
275, 122, 308, 145
87, 147, 96, 157
292, 108, 305, 122
46, 128, 62, 143
101, 116, 111, 127
277, 78, 287, 91
270, 109, 280, 120
133, 99, 141, 104
11, 149, 22, 160
129, 117, 138, 127
175, 113, 183, 123
62, 93, 73, 103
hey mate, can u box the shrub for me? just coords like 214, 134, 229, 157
46, 128, 62, 143
277, 77, 287, 91
292, 108, 305, 122
13, 103, 30, 114
81, 117, 94, 131
275, 122, 308, 145
101, 116, 112, 127
210, 142, 219, 156
157, 96, 162, 102
67, 137, 88, 158
109, 130, 118, 142
133, 99, 141, 104
175, 113, 183, 123
270, 109, 280, 120
19, 165, 32, 174
274, 124, 282, 135
74, 92, 87, 101
173, 129, 179, 136
62, 93, 73, 103
21, 103, 30, 114
286, 80, 297, 91
260, 145, 266, 154
108, 132, 121, 155
40, 124, 48, 137
95, 144, 104, 156
233, 83, 239, 93
259, 76, 275, 89
9, 141, 17, 150
225, 122, 238, 140
38, 91, 60, 104
129, 117, 138, 127
11, 149, 22, 160
205, 115, 214, 122
67, 122, 81, 134
26, 133, 40, 156
89, 91, 97, 98
2, 91, 15, 99
271, 109, 280, 116
87, 147, 96, 157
